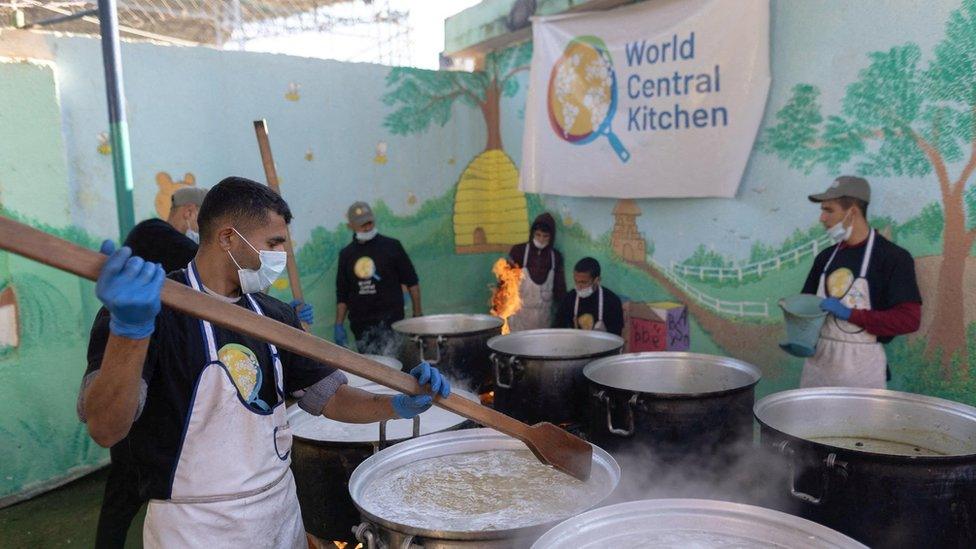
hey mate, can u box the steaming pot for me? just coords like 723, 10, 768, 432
290, 383, 476, 542
582, 352, 760, 464
755, 387, 976, 548
487, 329, 624, 424
531, 498, 866, 548
349, 428, 620, 548
393, 314, 502, 391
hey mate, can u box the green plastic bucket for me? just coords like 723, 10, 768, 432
778, 294, 827, 358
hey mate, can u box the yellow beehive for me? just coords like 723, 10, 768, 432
453, 149, 529, 254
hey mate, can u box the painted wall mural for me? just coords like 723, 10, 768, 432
0, 0, 974, 508
382, 44, 533, 253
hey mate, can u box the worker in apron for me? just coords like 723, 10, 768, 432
800, 176, 922, 388
555, 257, 624, 336
78, 177, 449, 547
507, 213, 566, 331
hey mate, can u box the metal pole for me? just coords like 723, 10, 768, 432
97, 0, 135, 242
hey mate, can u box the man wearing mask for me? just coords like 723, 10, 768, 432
95, 186, 316, 548
507, 213, 567, 331
800, 176, 922, 388
555, 257, 624, 336
334, 201, 421, 353
79, 177, 449, 546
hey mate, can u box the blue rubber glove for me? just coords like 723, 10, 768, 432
392, 362, 452, 419
820, 297, 852, 321
290, 300, 314, 325
96, 240, 165, 339
333, 324, 348, 347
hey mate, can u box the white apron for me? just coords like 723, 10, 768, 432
508, 246, 555, 332
801, 230, 887, 389
144, 262, 305, 549
573, 286, 606, 332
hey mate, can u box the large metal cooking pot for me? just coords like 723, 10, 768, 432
488, 329, 624, 425
531, 498, 866, 548
755, 388, 976, 548
393, 314, 503, 391
349, 428, 620, 548
583, 352, 761, 463
290, 383, 476, 542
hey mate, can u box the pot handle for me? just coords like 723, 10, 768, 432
413, 334, 445, 365
492, 353, 521, 389
777, 441, 848, 505
353, 522, 378, 549
377, 415, 422, 452
597, 390, 638, 437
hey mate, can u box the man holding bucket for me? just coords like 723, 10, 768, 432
797, 176, 921, 388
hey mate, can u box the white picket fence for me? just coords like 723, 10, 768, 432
648, 259, 770, 318
670, 234, 833, 283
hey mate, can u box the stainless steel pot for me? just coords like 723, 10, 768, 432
583, 353, 760, 462
531, 498, 866, 548
393, 314, 503, 391
755, 388, 976, 548
349, 428, 620, 548
290, 383, 476, 542
488, 329, 624, 425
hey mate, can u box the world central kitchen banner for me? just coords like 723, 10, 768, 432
520, 0, 770, 198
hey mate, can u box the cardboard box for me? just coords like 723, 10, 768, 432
624, 301, 690, 353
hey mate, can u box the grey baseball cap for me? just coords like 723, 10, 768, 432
172, 186, 209, 207
347, 201, 375, 227
808, 176, 871, 204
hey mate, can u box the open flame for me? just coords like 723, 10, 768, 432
489, 258, 523, 335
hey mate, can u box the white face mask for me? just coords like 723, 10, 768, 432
228, 228, 287, 294
577, 286, 595, 299
355, 227, 378, 242
533, 237, 548, 249
185, 229, 200, 244
826, 210, 853, 244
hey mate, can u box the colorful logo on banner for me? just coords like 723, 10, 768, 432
547, 35, 631, 163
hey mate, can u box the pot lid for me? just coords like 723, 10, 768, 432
392, 314, 503, 336
487, 329, 624, 360
583, 352, 761, 396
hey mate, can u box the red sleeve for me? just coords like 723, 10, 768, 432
848, 302, 921, 338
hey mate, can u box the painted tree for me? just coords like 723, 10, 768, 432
761, 0, 976, 374
383, 42, 533, 253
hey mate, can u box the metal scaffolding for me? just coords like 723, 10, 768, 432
1, 0, 412, 65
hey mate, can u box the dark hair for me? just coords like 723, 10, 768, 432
198, 176, 292, 238
837, 196, 869, 217
574, 257, 601, 278
531, 223, 552, 235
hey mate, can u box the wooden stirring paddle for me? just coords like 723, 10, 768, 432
0, 216, 592, 481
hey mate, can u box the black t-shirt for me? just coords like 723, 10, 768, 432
123, 219, 198, 273
336, 234, 419, 325
555, 286, 625, 336
802, 231, 921, 343
85, 269, 335, 500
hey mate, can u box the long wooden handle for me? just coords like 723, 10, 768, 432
0, 216, 532, 440
253, 119, 309, 331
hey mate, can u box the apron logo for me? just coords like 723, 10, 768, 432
218, 343, 269, 411
827, 268, 854, 298
577, 313, 596, 330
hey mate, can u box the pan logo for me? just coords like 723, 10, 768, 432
547, 35, 631, 163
